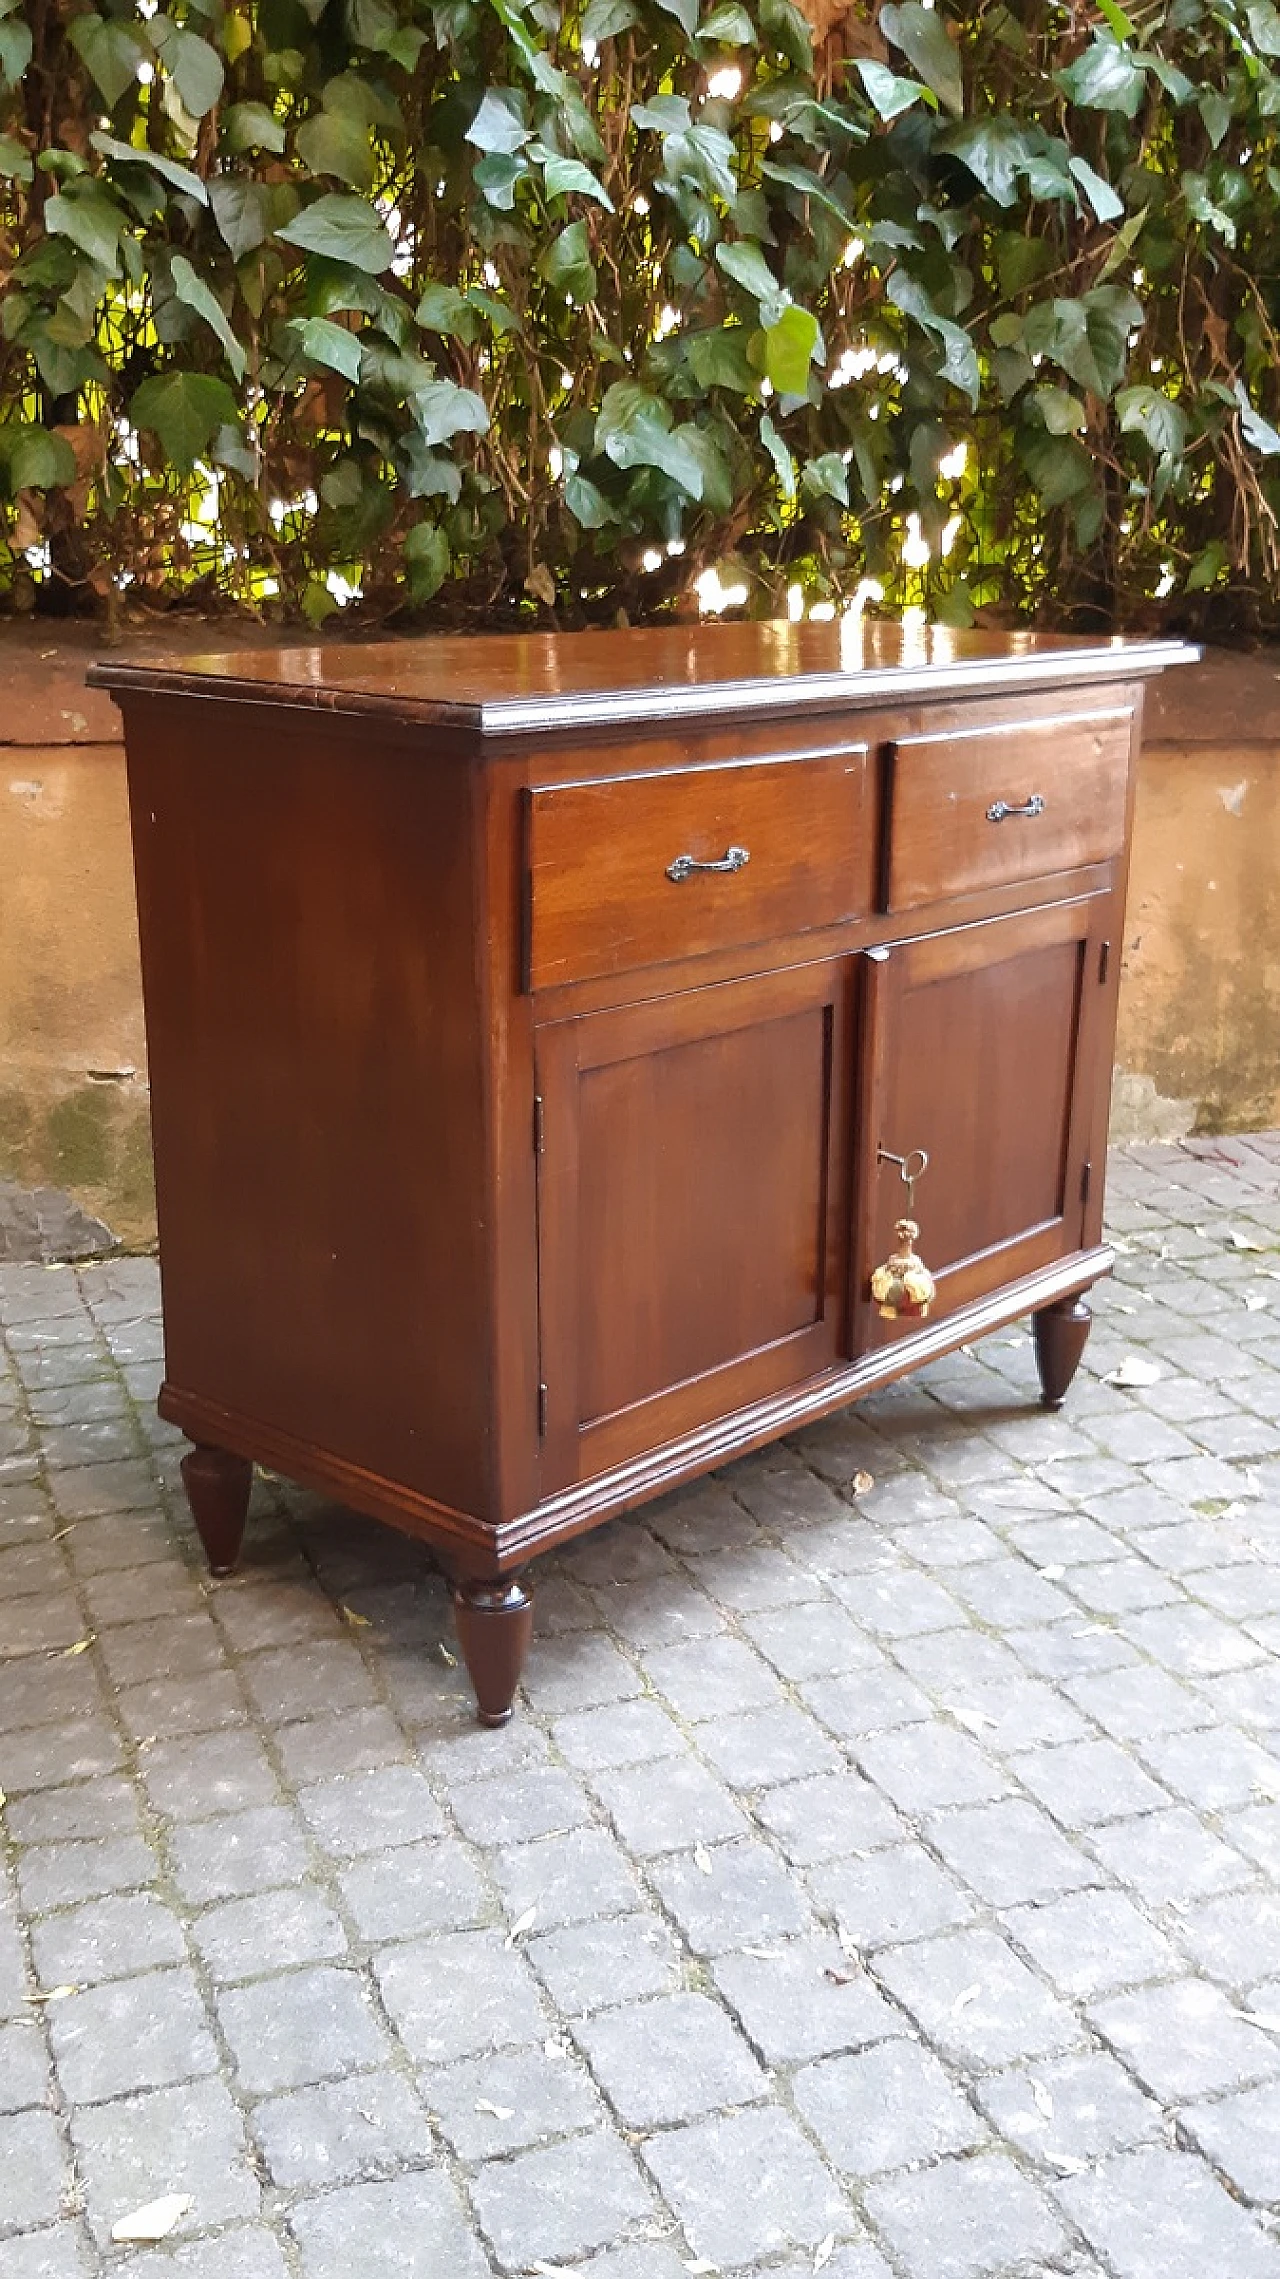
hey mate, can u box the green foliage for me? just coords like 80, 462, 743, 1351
3, 0, 1280, 631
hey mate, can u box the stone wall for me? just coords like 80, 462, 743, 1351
1, 628, 1275, 1255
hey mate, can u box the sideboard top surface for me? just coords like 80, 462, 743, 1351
89, 620, 1198, 739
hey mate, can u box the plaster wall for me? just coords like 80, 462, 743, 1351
0, 630, 1276, 1253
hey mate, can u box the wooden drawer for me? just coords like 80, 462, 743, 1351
527, 745, 872, 990
882, 709, 1132, 912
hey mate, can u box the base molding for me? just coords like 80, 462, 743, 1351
160, 1243, 1111, 1572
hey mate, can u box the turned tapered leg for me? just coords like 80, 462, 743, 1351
181, 1444, 253, 1576
452, 1577, 534, 1727
1034, 1295, 1093, 1409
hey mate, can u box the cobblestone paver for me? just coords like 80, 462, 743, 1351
2, 1133, 1280, 2276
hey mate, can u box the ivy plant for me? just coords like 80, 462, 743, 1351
2, 0, 1279, 631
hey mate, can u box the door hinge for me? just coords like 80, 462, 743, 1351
1080, 1159, 1092, 1205
537, 1382, 548, 1437
1099, 939, 1111, 987
533, 1093, 544, 1154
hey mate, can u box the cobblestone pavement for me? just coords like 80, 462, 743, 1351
3, 1136, 1280, 2279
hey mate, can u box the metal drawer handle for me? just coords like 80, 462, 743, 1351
666, 844, 750, 883
986, 794, 1046, 823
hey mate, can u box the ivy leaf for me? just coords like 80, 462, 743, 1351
131, 371, 240, 472
0, 131, 33, 183
1024, 286, 1140, 398
210, 178, 272, 258
0, 422, 77, 492
759, 410, 795, 498
538, 219, 597, 302
716, 238, 787, 326
1198, 87, 1232, 150
1068, 155, 1124, 223
761, 159, 852, 224
1032, 384, 1087, 435
880, 3, 963, 118
564, 472, 618, 525
296, 107, 375, 192
0, 14, 32, 84
534, 147, 615, 209
415, 283, 475, 338
222, 102, 287, 155
596, 382, 704, 497
759, 0, 812, 74
277, 194, 394, 273
1247, 2, 1280, 57
763, 302, 819, 394
151, 18, 225, 118
655, 0, 699, 34
857, 59, 927, 121
170, 253, 247, 380
801, 451, 849, 505
465, 89, 531, 154
90, 131, 208, 203
412, 379, 490, 446
1057, 36, 1145, 117
67, 16, 150, 109
700, 4, 757, 44
1235, 379, 1280, 455
887, 271, 980, 406
1097, 0, 1136, 34
685, 326, 756, 392
942, 117, 1029, 207
1021, 427, 1093, 503
1116, 384, 1187, 459
404, 522, 450, 600
580, 0, 637, 39
45, 187, 129, 274
473, 153, 527, 208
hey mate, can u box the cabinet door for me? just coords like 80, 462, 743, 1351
536, 958, 854, 1488
851, 898, 1112, 1354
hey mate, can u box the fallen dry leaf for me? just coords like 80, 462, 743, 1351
110, 2195, 193, 2243
1032, 2079, 1054, 2121
814, 2235, 836, 2272
340, 1605, 371, 1628
28, 1984, 78, 2004
504, 1906, 537, 1947
684, 2263, 719, 2276
825, 1968, 855, 1986
1039, 1564, 1066, 1581
1227, 1229, 1265, 1252
59, 1637, 94, 1658
474, 2098, 515, 2121
438, 1642, 458, 1668
951, 1983, 982, 2015
1107, 1355, 1162, 1388
693, 1842, 713, 1875
850, 1470, 875, 1496
1245, 1291, 1269, 1312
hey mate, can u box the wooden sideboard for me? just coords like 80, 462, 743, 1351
90, 622, 1196, 1722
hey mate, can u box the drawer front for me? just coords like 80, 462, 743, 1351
883, 710, 1132, 912
527, 746, 872, 990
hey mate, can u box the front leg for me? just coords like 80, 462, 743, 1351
1033, 1294, 1093, 1409
452, 1576, 534, 1727
181, 1444, 253, 1575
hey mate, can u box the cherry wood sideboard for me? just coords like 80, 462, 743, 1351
90, 622, 1196, 1723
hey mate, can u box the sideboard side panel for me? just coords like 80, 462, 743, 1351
123, 696, 497, 1518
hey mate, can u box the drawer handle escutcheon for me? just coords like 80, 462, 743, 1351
986, 794, 1046, 823
666, 844, 751, 883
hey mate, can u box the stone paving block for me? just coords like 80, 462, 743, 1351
738, 1599, 885, 1681
0, 1655, 103, 1734
117, 1669, 248, 1742
1066, 1664, 1212, 1739
46, 1460, 160, 1520
684, 1541, 825, 1614
937, 1673, 1091, 1752
875, 1927, 1081, 2068
1087, 1804, 1255, 1907
1173, 1887, 1280, 1989
137, 1729, 281, 1819
641, 2105, 852, 2269
251, 2070, 433, 2188
1123, 1600, 1269, 1677
0, 1539, 73, 1600
168, 1805, 313, 1905
888, 1626, 1025, 1695
0, 1898, 30, 2017
576, 1990, 766, 2128
0, 2018, 52, 2113
447, 1765, 591, 1848
0, 2108, 71, 2236
470, 2132, 655, 2269
793, 2037, 986, 2178
290, 2173, 492, 2279
526, 1912, 683, 2018
712, 1932, 903, 2065
70, 2075, 259, 2245
1010, 1734, 1171, 1827
801, 1666, 933, 1743
490, 1823, 642, 1932
79, 1561, 207, 1629
572, 2251, 698, 2279
296, 1766, 444, 1859
1228, 1802, 1280, 1877
1091, 1975, 1280, 2101
1, 2224, 93, 2279
694, 1705, 844, 1791
338, 1836, 489, 1944
0, 1717, 123, 1797
757, 2248, 893, 2279
519, 1631, 645, 1715
428, 2040, 603, 2158
31, 1891, 186, 1990
1180, 2081, 1280, 2202
61, 1510, 180, 1578
210, 1577, 342, 1653
975, 2049, 1161, 2167
753, 1771, 904, 1867
924, 1795, 1099, 1907
97, 1613, 230, 1692
650, 1836, 812, 1956
865, 2151, 1069, 2279
1056, 2145, 1280, 2279
273, 1706, 410, 1785
375, 1930, 547, 2064
590, 1752, 748, 1856
6, 1775, 140, 1849
807, 1845, 974, 1951
594, 1575, 727, 1652
640, 1633, 786, 1722
950, 1555, 1076, 1628
1066, 1558, 1181, 1615
1002, 1889, 1179, 2001
191, 1887, 349, 1983
48, 1968, 218, 2104
551, 1696, 685, 1773
17, 1834, 159, 1916
1199, 1661, 1280, 1731
1007, 1616, 1140, 1681
238, 1642, 380, 1725
854, 1723, 1009, 1815
217, 1965, 390, 2094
